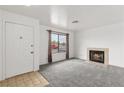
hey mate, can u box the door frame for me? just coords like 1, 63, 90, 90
0, 20, 2, 81
2, 20, 35, 79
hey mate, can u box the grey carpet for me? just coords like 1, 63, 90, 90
39, 59, 124, 87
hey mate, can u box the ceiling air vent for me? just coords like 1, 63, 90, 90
72, 20, 79, 23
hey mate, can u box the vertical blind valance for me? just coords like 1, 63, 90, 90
47, 30, 68, 35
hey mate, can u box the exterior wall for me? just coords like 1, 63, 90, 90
40, 25, 74, 65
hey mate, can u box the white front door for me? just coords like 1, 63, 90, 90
5, 22, 34, 78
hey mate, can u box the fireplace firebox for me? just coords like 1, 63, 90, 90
89, 50, 104, 64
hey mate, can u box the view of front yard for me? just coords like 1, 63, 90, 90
51, 33, 66, 53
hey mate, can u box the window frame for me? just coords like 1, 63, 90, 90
51, 32, 66, 54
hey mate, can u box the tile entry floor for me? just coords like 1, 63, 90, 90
0, 71, 49, 87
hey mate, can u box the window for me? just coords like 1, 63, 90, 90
51, 33, 66, 53
51, 33, 58, 53
59, 35, 66, 52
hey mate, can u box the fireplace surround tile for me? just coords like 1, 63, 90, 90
87, 48, 109, 65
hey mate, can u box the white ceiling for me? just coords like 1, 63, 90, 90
0, 5, 124, 31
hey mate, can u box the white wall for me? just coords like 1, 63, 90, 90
74, 22, 124, 67
40, 25, 74, 65
0, 10, 2, 80
0, 20, 2, 81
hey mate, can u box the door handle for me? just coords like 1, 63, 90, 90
30, 51, 34, 54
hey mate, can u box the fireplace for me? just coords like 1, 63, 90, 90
89, 50, 104, 64
87, 48, 109, 65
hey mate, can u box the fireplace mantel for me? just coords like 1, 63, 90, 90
87, 48, 109, 65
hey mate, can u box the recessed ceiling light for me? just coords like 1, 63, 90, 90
25, 5, 31, 7
72, 20, 79, 23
